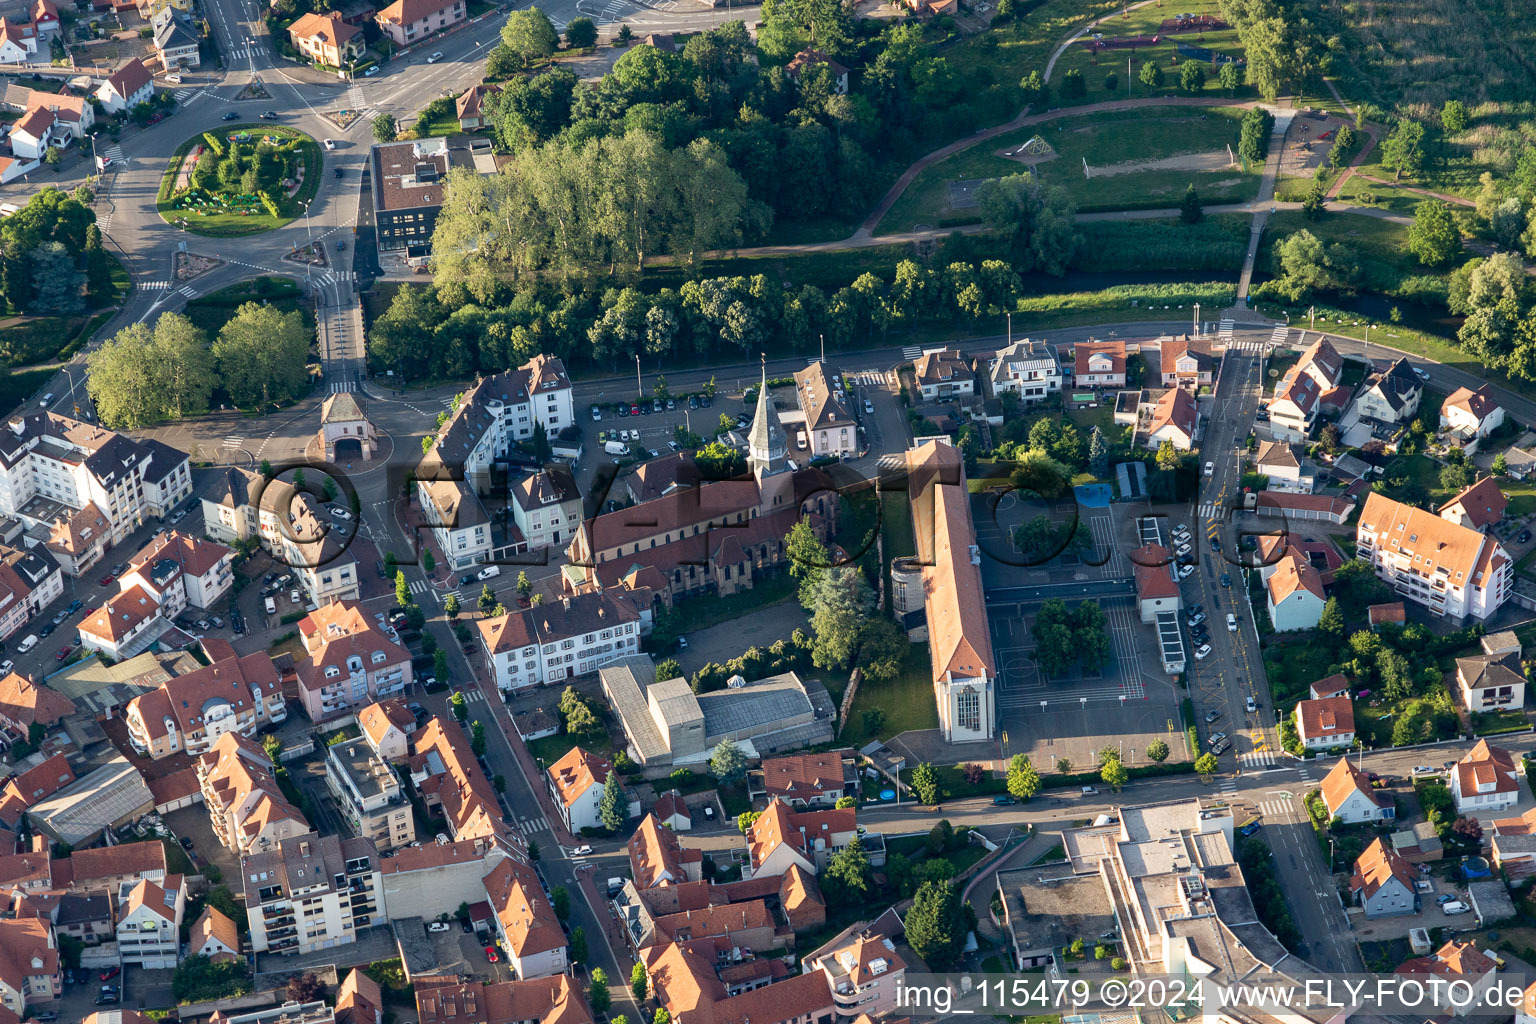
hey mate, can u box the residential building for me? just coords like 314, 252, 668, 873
295, 601, 412, 722
54, 890, 112, 945
0, 752, 73, 827
912, 347, 973, 400
1349, 838, 1416, 918
1266, 370, 1322, 442
1356, 492, 1512, 622
455, 83, 500, 129
31, 0, 60, 33
0, 413, 189, 554
0, 674, 73, 741
645, 939, 835, 1024
1320, 757, 1393, 824
1073, 340, 1126, 388
69, 840, 167, 892
745, 799, 869, 880
197, 468, 358, 605
318, 392, 378, 463
0, 917, 59, 1016
1450, 739, 1521, 814
126, 652, 285, 759
20, 90, 92, 141
1441, 384, 1505, 443
810, 933, 907, 1022
1291, 336, 1345, 391
0, 18, 36, 63
417, 354, 574, 568
477, 590, 640, 694
369, 137, 465, 253
990, 339, 1061, 402
546, 746, 614, 834
415, 976, 591, 1024
786, 48, 849, 93
1355, 358, 1423, 424
1293, 696, 1355, 751
188, 904, 241, 962
906, 439, 995, 742
119, 529, 235, 619
408, 716, 516, 847
653, 791, 690, 831
1143, 387, 1198, 450
374, 0, 466, 47
337, 968, 385, 1024
790, 361, 858, 458
241, 831, 384, 955
1439, 476, 1508, 532
5, 106, 57, 160
1263, 551, 1326, 632
510, 465, 582, 552
1158, 335, 1216, 390
1131, 543, 1181, 623
1396, 940, 1498, 1016
627, 812, 703, 889
377, 837, 518, 922
482, 855, 566, 979
357, 698, 415, 762
44, 501, 110, 578
115, 875, 185, 969
94, 58, 153, 115
153, 13, 200, 68
77, 584, 168, 660
287, 10, 363, 67
198, 731, 311, 855
1492, 808, 1536, 878
325, 735, 414, 850
753, 749, 858, 810
0, 542, 63, 640
1457, 650, 1525, 712
1254, 440, 1314, 493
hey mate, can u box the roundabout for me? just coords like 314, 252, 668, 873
157, 124, 324, 237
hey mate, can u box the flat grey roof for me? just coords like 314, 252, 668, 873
601, 655, 669, 764
699, 672, 812, 737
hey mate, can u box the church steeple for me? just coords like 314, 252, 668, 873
747, 354, 787, 479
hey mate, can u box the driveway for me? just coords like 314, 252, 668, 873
673, 598, 809, 677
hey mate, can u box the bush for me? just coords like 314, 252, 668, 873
172, 955, 252, 1004
201, 132, 224, 157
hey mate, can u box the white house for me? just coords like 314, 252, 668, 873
1355, 358, 1423, 424
1263, 551, 1326, 632
744, 799, 862, 879
1267, 371, 1322, 442
1441, 384, 1505, 444
1357, 492, 1512, 623
1144, 387, 1198, 450
546, 746, 612, 834
912, 348, 974, 401
1450, 740, 1521, 814
6, 107, 56, 161
1294, 695, 1355, 751
1159, 335, 1216, 390
0, 18, 38, 62
990, 339, 1061, 403
1350, 838, 1416, 918
95, 58, 154, 115
483, 856, 566, 980
476, 591, 640, 695
1074, 340, 1126, 389
1255, 440, 1314, 493
1439, 477, 1508, 533
116, 875, 185, 969
1396, 940, 1499, 1017
1457, 651, 1525, 713
511, 466, 582, 552
1321, 757, 1394, 824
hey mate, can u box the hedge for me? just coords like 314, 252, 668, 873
201, 132, 224, 157
1040, 760, 1195, 790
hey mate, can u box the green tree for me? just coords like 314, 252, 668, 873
479, 584, 497, 615
1101, 757, 1129, 792
911, 761, 940, 805
470, 720, 486, 757
1494, 453, 1509, 476
1328, 124, 1356, 167
1059, 67, 1086, 99
395, 571, 411, 607
905, 881, 964, 969
86, 313, 215, 429
1156, 440, 1181, 471
710, 738, 747, 782
1318, 597, 1345, 636
1137, 60, 1164, 90
786, 518, 832, 604
1178, 60, 1205, 93
1195, 752, 1220, 780
1019, 70, 1047, 110
551, 885, 570, 920
1006, 753, 1040, 800
1088, 425, 1108, 477
973, 173, 1078, 275
564, 16, 597, 48
570, 926, 587, 965
1180, 184, 1203, 224
372, 113, 397, 142
632, 962, 649, 1002
444, 593, 461, 619
1145, 738, 1170, 763
449, 686, 467, 722
1218, 60, 1241, 95
599, 768, 626, 831
822, 837, 874, 908
1439, 462, 1470, 491
263, 733, 283, 764
655, 1010, 671, 1024
1441, 99, 1468, 133
212, 301, 316, 409
517, 570, 533, 598
1381, 119, 1427, 181
736, 811, 760, 833
501, 7, 559, 66
1408, 199, 1462, 267
1302, 184, 1327, 221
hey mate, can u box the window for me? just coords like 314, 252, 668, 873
956, 688, 981, 733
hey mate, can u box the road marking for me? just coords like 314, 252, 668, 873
222, 435, 245, 448
1239, 750, 1277, 768
177, 285, 198, 298
520, 817, 549, 834
141, 281, 170, 291
901, 345, 922, 361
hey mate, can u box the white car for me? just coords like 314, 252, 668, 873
1173, 525, 1191, 539
1413, 366, 1431, 382
0, 660, 11, 675
15, 635, 36, 654
864, 400, 874, 414
428, 922, 451, 933
323, 138, 336, 151
476, 565, 501, 581
591, 405, 601, 421
329, 507, 352, 520
572, 845, 592, 855
1194, 644, 1212, 660
290, 589, 302, 603
1176, 543, 1192, 557
1246, 696, 1258, 713
427, 51, 444, 62
1178, 564, 1196, 579
677, 636, 688, 649
1226, 613, 1238, 632
1203, 462, 1215, 477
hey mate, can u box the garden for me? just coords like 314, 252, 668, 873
157, 126, 323, 236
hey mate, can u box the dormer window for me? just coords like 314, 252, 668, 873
325, 665, 340, 678
371, 650, 386, 664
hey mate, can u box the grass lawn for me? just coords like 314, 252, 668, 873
932, 764, 1008, 799
158, 125, 323, 237
1499, 475, 1536, 517
1470, 708, 1530, 735
878, 105, 1257, 234
184, 277, 314, 338
1262, 638, 1339, 708
841, 645, 939, 746
0, 366, 62, 419
412, 113, 465, 139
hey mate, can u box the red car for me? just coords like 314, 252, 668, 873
99, 967, 120, 982
630, 404, 640, 416
98, 573, 115, 587
55, 643, 76, 661
484, 946, 499, 963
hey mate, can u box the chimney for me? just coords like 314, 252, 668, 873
30, 834, 47, 854
562, 596, 571, 611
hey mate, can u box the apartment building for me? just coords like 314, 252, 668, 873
125, 652, 286, 759
476, 590, 640, 694
0, 917, 60, 1017
906, 440, 995, 742
809, 933, 908, 1022
0, 543, 62, 642
287, 9, 363, 66
790, 361, 858, 458
115, 875, 185, 969
0, 413, 190, 554
510, 466, 582, 551
242, 832, 384, 955
1262, 550, 1326, 632
198, 469, 359, 605
296, 601, 412, 722
407, 716, 515, 848
416, 355, 574, 569
378, 838, 516, 921
990, 339, 1061, 403
325, 736, 414, 850
745, 800, 865, 880
69, 840, 167, 892
546, 746, 614, 834
645, 939, 834, 1024
1356, 492, 1512, 622
1355, 358, 1423, 424
198, 731, 311, 855
358, 698, 415, 762
120, 530, 235, 618
482, 855, 567, 980
373, 0, 465, 47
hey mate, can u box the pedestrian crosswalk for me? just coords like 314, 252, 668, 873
1269, 325, 1289, 347
1239, 749, 1279, 768
103, 145, 124, 164
1223, 339, 1270, 353
901, 345, 923, 361
221, 435, 245, 449
460, 687, 487, 703
1195, 502, 1223, 518
520, 817, 549, 835
1218, 776, 1238, 795
1218, 319, 1234, 342
177, 285, 197, 298
142, 281, 170, 291
173, 89, 204, 106
330, 380, 358, 393
1258, 796, 1294, 819
407, 578, 431, 595
846, 370, 889, 386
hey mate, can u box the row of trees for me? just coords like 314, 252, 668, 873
0, 186, 112, 319
86, 303, 311, 429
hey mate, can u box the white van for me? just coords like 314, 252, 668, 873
15, 634, 37, 654
264, 596, 277, 615
476, 565, 501, 581
1442, 901, 1470, 916
39, 394, 52, 407
604, 440, 628, 456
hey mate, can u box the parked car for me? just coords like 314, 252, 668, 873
677, 636, 688, 649
427, 50, 444, 62
1436, 894, 1455, 904
864, 399, 875, 414
1226, 612, 1238, 631
330, 507, 352, 520
0, 660, 12, 675
993, 795, 1016, 806
1080, 786, 1098, 796
1204, 710, 1221, 723
429, 922, 452, 932
484, 945, 499, 962
1194, 644, 1212, 660
1178, 564, 1196, 579
572, 845, 592, 855
15, 635, 37, 654
1188, 612, 1206, 627
1442, 901, 1469, 916
591, 405, 602, 421
290, 589, 302, 603
1208, 732, 1227, 748
55, 642, 76, 661
1412, 765, 1437, 776
98, 573, 115, 587
1245, 696, 1258, 713
1220, 573, 1232, 588
1520, 530, 1533, 544
37, 623, 54, 639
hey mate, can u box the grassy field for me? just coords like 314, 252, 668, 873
0, 366, 62, 418
877, 105, 1257, 234
1045, 0, 1251, 108
158, 125, 323, 237
841, 645, 939, 746
184, 277, 314, 338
